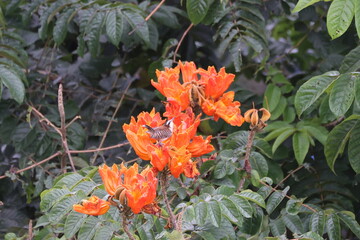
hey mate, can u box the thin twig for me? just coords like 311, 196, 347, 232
31, 107, 62, 135
173, 23, 194, 63
58, 84, 76, 172
91, 82, 131, 164
122, 214, 136, 240
27, 219, 33, 240
160, 171, 178, 230
69, 142, 130, 154
65, 115, 81, 129
260, 181, 317, 213
128, 0, 166, 35
0, 152, 62, 180
274, 165, 304, 190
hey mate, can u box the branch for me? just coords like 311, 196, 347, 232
0, 152, 62, 180
91, 81, 131, 164
160, 171, 178, 230
58, 84, 76, 172
173, 23, 194, 63
122, 214, 136, 240
274, 165, 304, 190
128, 0, 166, 35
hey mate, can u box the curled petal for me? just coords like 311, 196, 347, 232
187, 135, 214, 157
200, 66, 235, 99
250, 110, 259, 126
98, 164, 123, 195
183, 160, 200, 178
244, 109, 257, 123
169, 146, 192, 178
147, 145, 170, 171
73, 196, 110, 216
259, 108, 271, 122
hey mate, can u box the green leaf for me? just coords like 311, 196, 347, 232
356, 0, 360, 39
283, 107, 296, 123
272, 128, 296, 153
264, 126, 293, 142
310, 211, 326, 235
122, 8, 149, 46
283, 214, 304, 234
292, 131, 310, 165
53, 8, 74, 45
54, 173, 84, 188
229, 38, 242, 72
38, 1, 63, 40
195, 202, 208, 225
214, 159, 227, 179
264, 83, 281, 112
106, 8, 123, 46
238, 190, 265, 208
269, 218, 286, 236
207, 201, 222, 227
286, 198, 304, 215
266, 186, 289, 214
337, 211, 360, 238
0, 48, 26, 68
249, 152, 268, 177
327, 0, 355, 39
186, 0, 211, 25
40, 188, 71, 212
303, 124, 328, 145
340, 45, 360, 73
348, 122, 360, 173
64, 211, 87, 239
229, 194, 253, 218
326, 214, 341, 240
325, 115, 360, 172
295, 71, 340, 117
219, 199, 240, 223
94, 225, 114, 240
86, 11, 106, 57
48, 194, 80, 224
270, 96, 287, 120
329, 73, 357, 116
292, 0, 321, 12
0, 66, 25, 104
78, 216, 101, 240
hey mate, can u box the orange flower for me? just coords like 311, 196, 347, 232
202, 91, 244, 126
147, 144, 170, 171
183, 160, 200, 178
199, 66, 235, 99
121, 164, 158, 214
73, 196, 110, 216
151, 66, 191, 110
187, 135, 214, 157
168, 146, 192, 178
123, 109, 165, 160
244, 107, 271, 129
98, 164, 123, 195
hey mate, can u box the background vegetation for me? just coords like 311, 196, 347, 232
1, 0, 360, 239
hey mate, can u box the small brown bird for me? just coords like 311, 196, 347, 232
143, 119, 174, 142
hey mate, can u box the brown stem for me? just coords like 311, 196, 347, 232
244, 129, 256, 173
91, 81, 131, 164
0, 152, 62, 180
173, 23, 193, 63
58, 84, 76, 172
160, 171, 178, 230
122, 214, 136, 240
274, 165, 304, 190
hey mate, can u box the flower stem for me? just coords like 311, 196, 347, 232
160, 171, 178, 230
244, 129, 256, 174
122, 214, 136, 240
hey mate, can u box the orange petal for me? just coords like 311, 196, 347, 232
98, 164, 123, 195
259, 108, 271, 122
147, 145, 170, 171
73, 196, 110, 216
187, 135, 214, 157
183, 160, 200, 178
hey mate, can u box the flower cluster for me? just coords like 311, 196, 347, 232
73, 163, 158, 215
123, 107, 214, 178
151, 61, 244, 126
